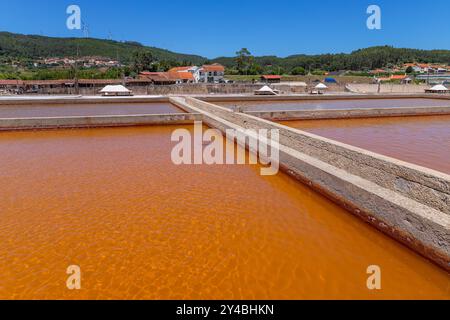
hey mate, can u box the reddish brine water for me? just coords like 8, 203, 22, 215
0, 103, 184, 118
280, 115, 450, 175
0, 125, 448, 300
218, 98, 450, 112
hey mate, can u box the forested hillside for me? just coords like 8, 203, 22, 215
213, 46, 450, 74
0, 32, 206, 64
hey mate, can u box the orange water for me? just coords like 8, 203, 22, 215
0, 102, 184, 118
280, 115, 450, 175
0, 125, 448, 300
218, 98, 450, 112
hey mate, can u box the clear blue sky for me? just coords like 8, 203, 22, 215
1, 0, 449, 58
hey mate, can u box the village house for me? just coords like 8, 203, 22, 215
139, 72, 178, 85
139, 71, 194, 84
168, 67, 199, 83
403, 63, 448, 74
198, 64, 225, 83
261, 75, 282, 84
140, 63, 225, 84
375, 74, 411, 83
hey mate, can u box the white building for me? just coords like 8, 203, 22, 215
198, 64, 225, 83
168, 63, 225, 83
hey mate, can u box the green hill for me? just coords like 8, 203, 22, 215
1, 32, 450, 76
213, 46, 450, 72
0, 32, 207, 65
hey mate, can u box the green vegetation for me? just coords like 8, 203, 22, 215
1, 32, 449, 80
0, 32, 206, 64
0, 32, 209, 79
214, 46, 450, 75
290, 67, 306, 75
224, 74, 374, 84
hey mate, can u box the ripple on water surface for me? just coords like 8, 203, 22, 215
280, 115, 450, 175
0, 125, 448, 299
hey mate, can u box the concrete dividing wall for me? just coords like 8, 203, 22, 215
347, 83, 431, 94
172, 96, 450, 270
199, 93, 450, 103
0, 113, 201, 131
1, 93, 449, 107
0, 96, 171, 106
19, 83, 315, 96
247, 106, 450, 121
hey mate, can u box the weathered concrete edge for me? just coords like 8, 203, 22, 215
250, 113, 450, 213
0, 113, 202, 131
247, 106, 450, 121
199, 93, 450, 103
174, 97, 450, 270
0, 95, 170, 105
281, 143, 450, 271
1, 93, 449, 106
183, 97, 450, 214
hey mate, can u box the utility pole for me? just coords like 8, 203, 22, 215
82, 21, 89, 38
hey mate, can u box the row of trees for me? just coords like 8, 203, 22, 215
232, 48, 308, 75
225, 46, 450, 76
129, 51, 195, 74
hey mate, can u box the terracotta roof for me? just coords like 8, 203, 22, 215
26, 80, 73, 85
370, 69, 386, 74
202, 64, 225, 72
126, 78, 153, 84
168, 71, 194, 80
390, 75, 407, 80
78, 79, 122, 85
0, 80, 24, 85
139, 72, 176, 83
168, 66, 193, 73
261, 75, 281, 79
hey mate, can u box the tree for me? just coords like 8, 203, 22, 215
291, 66, 306, 75
131, 51, 155, 73
235, 48, 254, 75
406, 66, 414, 74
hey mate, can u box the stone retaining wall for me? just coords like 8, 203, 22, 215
173, 96, 450, 270
247, 106, 450, 121
0, 113, 201, 131
347, 83, 431, 94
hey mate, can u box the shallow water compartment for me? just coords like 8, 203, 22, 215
0, 102, 185, 118
0, 125, 448, 299
280, 115, 450, 175
217, 98, 450, 112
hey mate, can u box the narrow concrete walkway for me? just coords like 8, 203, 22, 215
0, 113, 201, 130
171, 96, 450, 271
